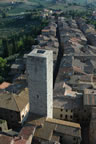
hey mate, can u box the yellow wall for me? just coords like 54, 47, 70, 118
20, 103, 29, 122
53, 107, 73, 121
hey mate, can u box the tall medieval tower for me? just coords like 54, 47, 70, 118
27, 49, 53, 118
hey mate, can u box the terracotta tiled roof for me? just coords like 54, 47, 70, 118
19, 125, 36, 140
0, 134, 13, 144
0, 125, 36, 144
0, 88, 29, 112
14, 137, 26, 144
70, 37, 81, 43
42, 29, 49, 32
0, 82, 11, 89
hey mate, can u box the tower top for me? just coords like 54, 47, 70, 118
28, 49, 53, 58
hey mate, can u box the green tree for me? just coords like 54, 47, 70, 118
2, 12, 7, 18
0, 76, 4, 83
8, 43, 13, 56
11, 37, 16, 54
2, 38, 8, 57
0, 57, 8, 83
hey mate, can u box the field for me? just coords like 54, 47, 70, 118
0, 0, 94, 38
50, 4, 86, 11
0, 0, 24, 2
0, 0, 89, 42
0, 1, 37, 14
0, 0, 90, 15
0, 0, 53, 14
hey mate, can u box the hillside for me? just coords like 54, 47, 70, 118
0, 0, 24, 2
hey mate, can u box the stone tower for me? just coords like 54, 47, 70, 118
27, 49, 53, 118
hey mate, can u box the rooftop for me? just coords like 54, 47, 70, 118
0, 82, 11, 90
34, 118, 81, 140
11, 63, 24, 70
60, 55, 96, 74
0, 134, 13, 144
0, 88, 29, 112
42, 29, 50, 32
53, 94, 82, 110
28, 48, 53, 58
18, 125, 36, 140
26, 113, 81, 141
46, 118, 80, 128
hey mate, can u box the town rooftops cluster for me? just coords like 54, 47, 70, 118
1, 14, 96, 144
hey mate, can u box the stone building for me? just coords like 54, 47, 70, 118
10, 63, 25, 75
27, 49, 53, 118
0, 88, 29, 129
89, 107, 96, 144
0, 119, 8, 132
27, 114, 81, 144
26, 47, 81, 144
0, 135, 14, 144
0, 124, 36, 144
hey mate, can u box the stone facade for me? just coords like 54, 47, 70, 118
0, 119, 8, 132
53, 107, 73, 121
27, 49, 53, 118
20, 103, 29, 124
89, 107, 96, 144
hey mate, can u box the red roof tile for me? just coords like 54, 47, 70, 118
14, 137, 26, 144
19, 125, 36, 140
0, 82, 11, 89
0, 134, 13, 144
42, 29, 49, 32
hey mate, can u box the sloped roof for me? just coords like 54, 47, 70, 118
42, 29, 50, 32
46, 118, 80, 129
0, 82, 11, 89
13, 138, 26, 144
0, 134, 13, 144
34, 118, 81, 140
13, 88, 29, 111
19, 125, 36, 140
0, 92, 19, 111
0, 88, 29, 112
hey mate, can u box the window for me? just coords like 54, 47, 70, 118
22, 115, 24, 119
53, 51, 56, 54
70, 115, 73, 119
37, 95, 39, 99
61, 109, 63, 112
65, 115, 68, 119
60, 114, 63, 118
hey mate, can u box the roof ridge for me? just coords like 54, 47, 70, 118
46, 118, 80, 128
